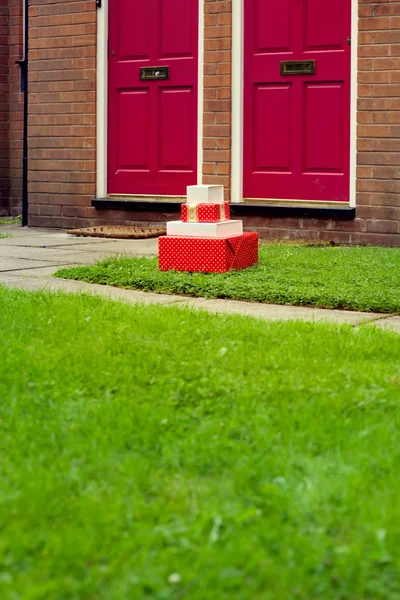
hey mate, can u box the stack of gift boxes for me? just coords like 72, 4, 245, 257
158, 185, 258, 273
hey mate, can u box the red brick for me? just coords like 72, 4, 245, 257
366, 220, 399, 234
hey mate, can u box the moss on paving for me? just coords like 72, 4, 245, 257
1, 286, 400, 598
56, 244, 400, 314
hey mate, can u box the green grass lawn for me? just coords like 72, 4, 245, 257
1, 286, 400, 599
55, 244, 400, 314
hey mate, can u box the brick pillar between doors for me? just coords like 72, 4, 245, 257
202, 0, 232, 202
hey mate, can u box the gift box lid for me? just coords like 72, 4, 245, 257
186, 184, 224, 204
167, 220, 243, 238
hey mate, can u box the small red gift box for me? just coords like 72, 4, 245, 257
181, 202, 230, 223
158, 232, 258, 273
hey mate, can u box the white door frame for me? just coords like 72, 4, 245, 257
231, 0, 358, 207
96, 0, 204, 199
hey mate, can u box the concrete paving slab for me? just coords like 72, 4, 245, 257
39, 250, 140, 264
0, 245, 76, 260
0, 258, 74, 272
0, 225, 60, 236
0, 224, 24, 232
0, 273, 189, 306
0, 245, 118, 262
372, 316, 400, 334
0, 235, 111, 248
0, 230, 159, 254
61, 239, 159, 255
0, 248, 134, 267
4, 265, 81, 277
25, 227, 66, 235
192, 298, 383, 325
0, 225, 121, 244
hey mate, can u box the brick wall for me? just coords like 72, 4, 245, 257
9, 0, 399, 245
202, 0, 232, 201
27, 0, 96, 228
8, 0, 23, 215
354, 0, 400, 244
0, 0, 9, 214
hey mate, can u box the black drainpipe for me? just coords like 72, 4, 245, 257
19, 0, 29, 226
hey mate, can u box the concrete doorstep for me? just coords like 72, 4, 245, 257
0, 224, 399, 334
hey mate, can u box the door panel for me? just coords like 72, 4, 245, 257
159, 88, 194, 169
118, 90, 149, 169
108, 0, 198, 196
244, 0, 351, 201
305, 0, 344, 50
160, 0, 195, 58
255, 0, 292, 53
304, 83, 344, 172
118, 0, 150, 60
253, 84, 292, 171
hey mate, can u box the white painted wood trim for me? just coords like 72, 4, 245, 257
96, 0, 204, 197
197, 1, 205, 185
349, 0, 358, 208
231, 0, 244, 203
231, 0, 357, 207
96, 0, 108, 198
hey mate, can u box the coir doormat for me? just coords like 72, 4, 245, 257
67, 226, 166, 239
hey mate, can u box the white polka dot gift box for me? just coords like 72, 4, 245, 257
167, 219, 243, 238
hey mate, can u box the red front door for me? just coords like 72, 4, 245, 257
244, 1, 351, 202
108, 0, 198, 196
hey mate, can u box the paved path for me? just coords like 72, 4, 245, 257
0, 224, 399, 333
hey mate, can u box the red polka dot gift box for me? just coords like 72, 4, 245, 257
158, 232, 259, 273
181, 202, 231, 223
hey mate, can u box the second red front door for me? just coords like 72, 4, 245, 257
244, 0, 352, 202
108, 0, 198, 196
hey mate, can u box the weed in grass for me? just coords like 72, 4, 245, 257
0, 287, 400, 599
0, 215, 21, 225
56, 244, 400, 314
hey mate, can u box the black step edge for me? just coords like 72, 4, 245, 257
92, 198, 356, 221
